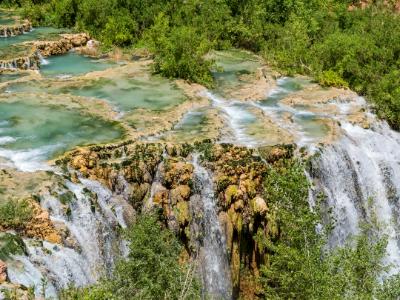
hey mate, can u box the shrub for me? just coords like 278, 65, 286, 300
60, 213, 201, 300
0, 199, 33, 230
317, 70, 349, 88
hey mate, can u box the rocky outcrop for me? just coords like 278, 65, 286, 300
0, 51, 40, 70
61, 140, 295, 298
24, 201, 62, 244
0, 198, 62, 244
33, 33, 90, 57
0, 21, 31, 38
65, 143, 164, 210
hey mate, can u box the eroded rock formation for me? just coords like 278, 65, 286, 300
0, 51, 40, 70
59, 140, 295, 298
33, 33, 90, 57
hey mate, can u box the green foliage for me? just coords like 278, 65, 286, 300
369, 69, 400, 130
143, 13, 214, 86
259, 159, 400, 299
0, 233, 26, 261
101, 12, 138, 47
60, 213, 201, 300
19, 0, 400, 128
0, 199, 33, 230
317, 70, 349, 88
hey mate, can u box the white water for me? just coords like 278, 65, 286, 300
0, 136, 16, 145
203, 91, 258, 147
0, 144, 58, 172
310, 120, 400, 273
6, 177, 128, 298
38, 52, 50, 66
146, 155, 165, 211
191, 154, 232, 299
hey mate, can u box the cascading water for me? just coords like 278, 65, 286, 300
190, 154, 232, 300
309, 119, 400, 274
6, 177, 129, 298
145, 151, 166, 211
37, 51, 49, 66
203, 91, 258, 147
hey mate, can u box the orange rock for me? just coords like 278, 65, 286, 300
0, 260, 7, 283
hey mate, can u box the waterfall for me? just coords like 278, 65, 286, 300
145, 151, 166, 211
6, 177, 128, 298
190, 154, 232, 300
310, 120, 400, 274
38, 52, 50, 66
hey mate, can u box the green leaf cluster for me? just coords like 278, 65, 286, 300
0, 198, 33, 230
260, 159, 400, 299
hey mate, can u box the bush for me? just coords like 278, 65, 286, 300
317, 70, 349, 88
102, 12, 138, 47
143, 13, 214, 86
60, 213, 201, 300
259, 159, 400, 299
0, 233, 26, 261
0, 199, 33, 230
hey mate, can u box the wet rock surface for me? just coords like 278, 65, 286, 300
57, 140, 295, 298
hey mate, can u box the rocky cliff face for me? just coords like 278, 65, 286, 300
59, 140, 295, 298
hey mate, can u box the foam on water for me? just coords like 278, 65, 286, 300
0, 136, 16, 145
310, 119, 400, 274
0, 144, 57, 171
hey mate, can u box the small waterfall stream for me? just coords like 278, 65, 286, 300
310, 120, 400, 273
190, 154, 232, 300
37, 52, 49, 66
6, 177, 129, 298
145, 151, 166, 211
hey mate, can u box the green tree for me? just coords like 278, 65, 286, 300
143, 13, 214, 86
259, 159, 400, 299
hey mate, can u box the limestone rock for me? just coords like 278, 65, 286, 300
170, 185, 191, 204
0, 260, 7, 283
224, 185, 239, 207
252, 196, 267, 216
176, 201, 190, 226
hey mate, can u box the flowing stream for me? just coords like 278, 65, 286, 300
190, 154, 232, 299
